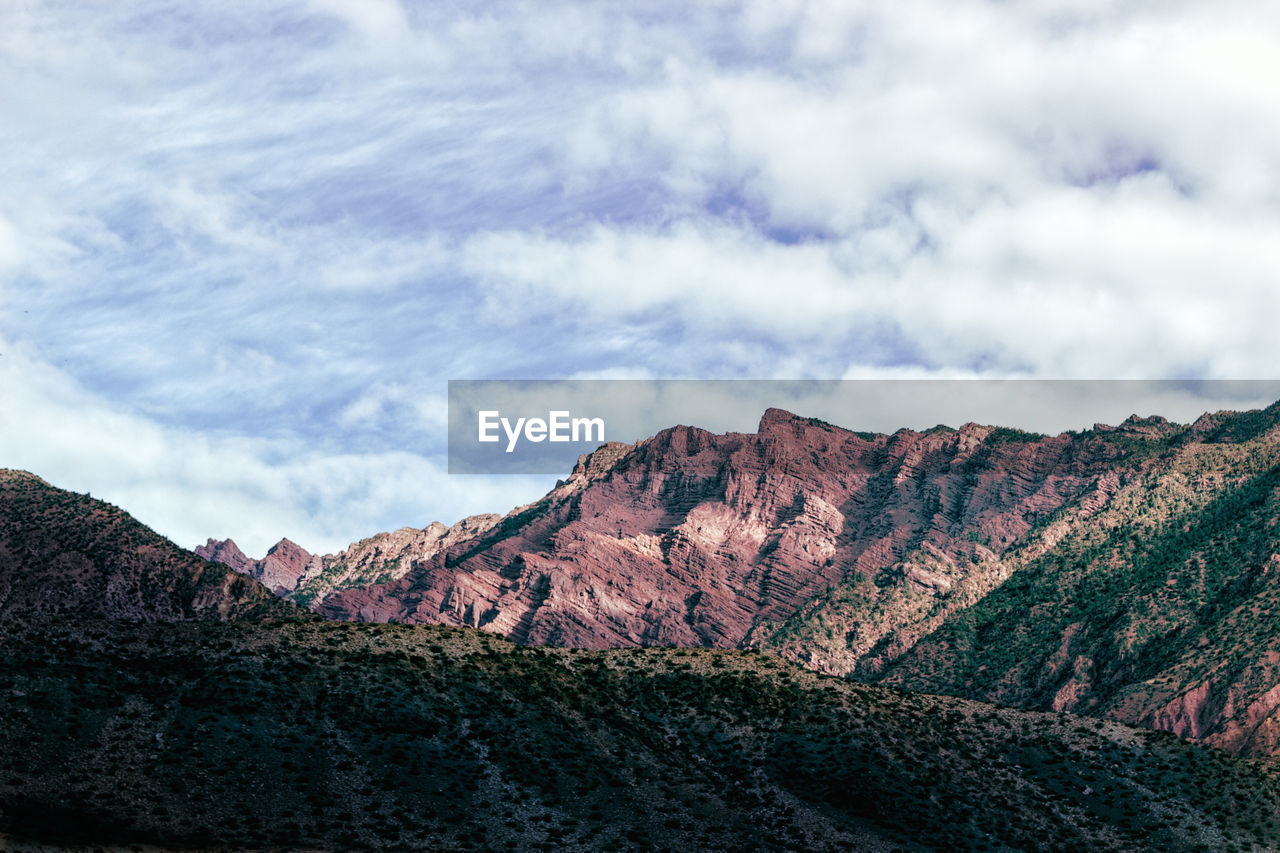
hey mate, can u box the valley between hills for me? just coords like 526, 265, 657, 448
3, 399, 1280, 850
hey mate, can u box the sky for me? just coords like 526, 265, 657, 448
2, 1, 1279, 555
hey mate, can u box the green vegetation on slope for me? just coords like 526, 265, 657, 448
751, 421, 1185, 679
0, 470, 300, 622
881, 429, 1280, 753
3, 618, 1279, 852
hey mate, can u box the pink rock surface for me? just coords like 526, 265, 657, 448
198, 536, 320, 595
316, 409, 1135, 650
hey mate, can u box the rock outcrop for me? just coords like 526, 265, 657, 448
197, 537, 319, 595
200, 513, 503, 605
315, 409, 1158, 652
194, 538, 250, 573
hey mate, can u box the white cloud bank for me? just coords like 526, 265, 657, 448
2, 0, 1279, 550
480, 0, 1280, 377
0, 339, 554, 556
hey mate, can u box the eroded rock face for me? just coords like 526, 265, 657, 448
191, 404, 1280, 756
1112, 641, 1280, 757
198, 537, 320, 595
199, 514, 503, 602
314, 409, 1144, 652
195, 538, 250, 573
876, 406, 1280, 757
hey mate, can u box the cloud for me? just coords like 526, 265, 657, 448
571, 2, 1280, 230
2, 1, 1279, 545
308, 0, 413, 47
519, 1, 1280, 377
0, 338, 554, 556
462, 221, 869, 339
0, 213, 20, 273
459, 172, 1280, 377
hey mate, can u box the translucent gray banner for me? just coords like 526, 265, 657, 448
447, 379, 1280, 474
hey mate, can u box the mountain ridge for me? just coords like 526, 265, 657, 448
194, 401, 1280, 755
311, 406, 1179, 642
4, 617, 1279, 851
0, 469, 301, 623
7, 441, 1280, 847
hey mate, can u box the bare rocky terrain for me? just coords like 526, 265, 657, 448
314, 410, 1149, 642
197, 513, 500, 604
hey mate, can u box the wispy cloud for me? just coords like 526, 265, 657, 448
0, 339, 553, 555
2, 0, 1278, 548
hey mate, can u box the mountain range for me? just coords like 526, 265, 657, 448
200, 402, 1280, 757
5, 399, 1280, 849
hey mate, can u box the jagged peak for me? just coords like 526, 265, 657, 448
758, 407, 804, 431
265, 537, 312, 560
193, 537, 250, 572
203, 537, 245, 555
571, 441, 635, 479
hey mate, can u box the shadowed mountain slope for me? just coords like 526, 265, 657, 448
879, 416, 1280, 756
3, 618, 1279, 852
0, 469, 301, 622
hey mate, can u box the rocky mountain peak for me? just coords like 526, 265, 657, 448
195, 537, 250, 572
255, 538, 318, 594
757, 406, 805, 431
265, 537, 311, 562
570, 441, 634, 479
317, 408, 1151, 655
